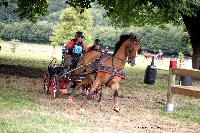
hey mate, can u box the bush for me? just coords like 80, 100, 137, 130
135, 25, 192, 55
0, 22, 53, 43
92, 26, 123, 49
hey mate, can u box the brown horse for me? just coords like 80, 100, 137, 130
68, 34, 140, 112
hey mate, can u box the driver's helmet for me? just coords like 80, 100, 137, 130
75, 31, 84, 38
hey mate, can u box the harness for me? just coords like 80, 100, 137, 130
92, 53, 126, 82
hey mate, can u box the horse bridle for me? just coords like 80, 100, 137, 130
127, 37, 139, 58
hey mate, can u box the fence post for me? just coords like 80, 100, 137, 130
166, 68, 176, 112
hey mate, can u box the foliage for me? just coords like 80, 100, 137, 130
0, 0, 67, 23
39, 11, 61, 23
65, 0, 200, 27
0, 22, 53, 43
178, 52, 185, 68
178, 52, 185, 61
1, 0, 199, 27
14, 0, 49, 22
47, 0, 68, 13
136, 25, 192, 55
38, 0, 68, 23
92, 26, 122, 49
90, 2, 111, 27
50, 7, 93, 47
92, 24, 191, 55
0, 2, 18, 22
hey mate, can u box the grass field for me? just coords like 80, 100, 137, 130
0, 41, 200, 132
0, 42, 62, 69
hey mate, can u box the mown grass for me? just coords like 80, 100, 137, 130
0, 54, 51, 69
0, 42, 62, 69
123, 66, 200, 125
0, 84, 97, 132
161, 94, 200, 124
1, 42, 200, 129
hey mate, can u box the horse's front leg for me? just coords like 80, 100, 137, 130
110, 82, 120, 112
81, 80, 100, 110
67, 77, 91, 104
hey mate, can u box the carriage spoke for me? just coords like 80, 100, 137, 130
50, 75, 59, 99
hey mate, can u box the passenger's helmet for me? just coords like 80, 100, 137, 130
94, 38, 101, 46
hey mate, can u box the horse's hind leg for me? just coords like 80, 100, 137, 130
81, 80, 101, 110
110, 82, 120, 112
67, 76, 91, 104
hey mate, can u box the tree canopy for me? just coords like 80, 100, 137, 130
50, 7, 93, 47
65, 0, 200, 27
1, 0, 199, 28
0, 0, 48, 22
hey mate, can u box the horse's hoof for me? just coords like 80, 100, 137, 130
67, 97, 74, 105
113, 107, 120, 112
80, 107, 86, 112
67, 101, 74, 105
80, 102, 89, 111
92, 95, 97, 100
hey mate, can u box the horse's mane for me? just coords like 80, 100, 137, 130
113, 34, 139, 55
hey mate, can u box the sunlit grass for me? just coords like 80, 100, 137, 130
161, 95, 200, 124
0, 41, 62, 69
1, 41, 200, 128
0, 84, 97, 132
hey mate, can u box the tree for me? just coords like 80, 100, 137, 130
1, 0, 200, 68
0, 0, 49, 22
90, 2, 110, 27
0, 2, 17, 22
50, 7, 93, 47
65, 0, 200, 69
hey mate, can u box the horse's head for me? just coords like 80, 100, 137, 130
126, 35, 140, 66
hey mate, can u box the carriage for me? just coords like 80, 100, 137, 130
43, 54, 102, 100
43, 34, 141, 112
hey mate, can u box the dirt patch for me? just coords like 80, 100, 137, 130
0, 64, 45, 78
0, 65, 200, 133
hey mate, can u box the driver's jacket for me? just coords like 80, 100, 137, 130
65, 40, 86, 56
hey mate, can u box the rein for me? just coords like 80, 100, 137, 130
61, 62, 92, 78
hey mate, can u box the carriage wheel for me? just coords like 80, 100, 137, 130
43, 72, 50, 94
50, 74, 60, 99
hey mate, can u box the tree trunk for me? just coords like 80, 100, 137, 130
181, 11, 200, 69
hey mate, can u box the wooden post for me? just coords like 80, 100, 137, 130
166, 68, 176, 112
